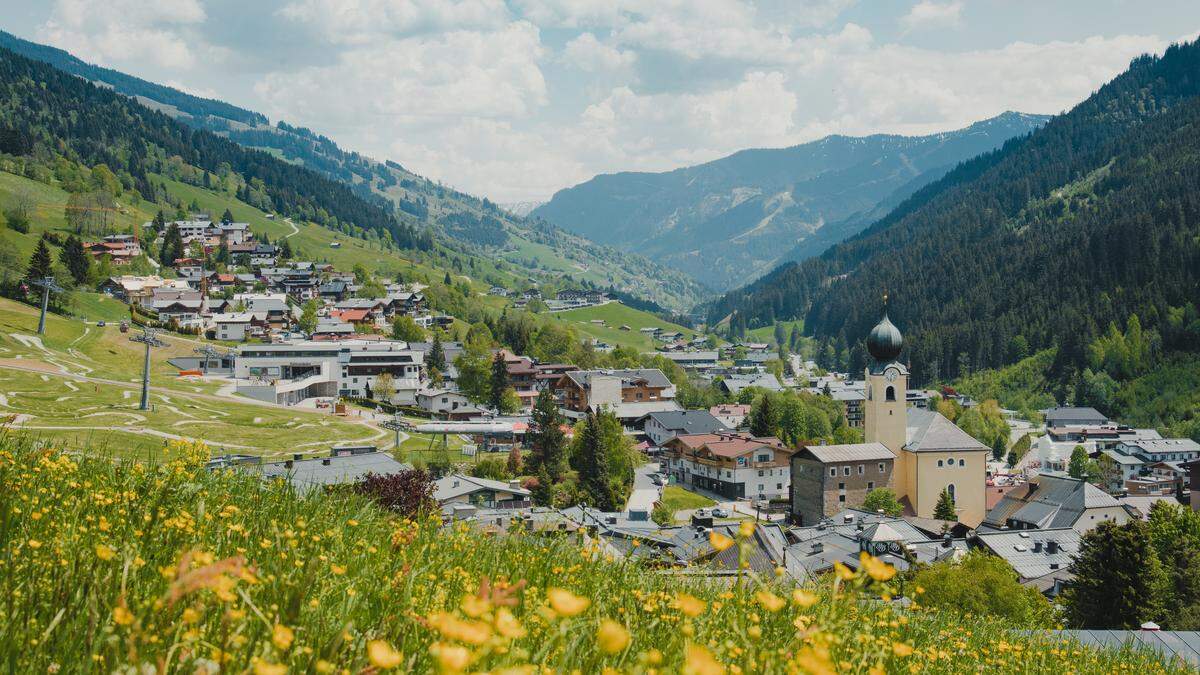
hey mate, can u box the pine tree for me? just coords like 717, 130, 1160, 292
506, 445, 522, 476
221, 208, 234, 224
933, 489, 957, 521
488, 352, 510, 411
26, 237, 53, 282
160, 223, 183, 267
428, 333, 446, 372
577, 412, 616, 511
1064, 520, 1168, 628
528, 389, 566, 481
279, 238, 293, 259
749, 393, 776, 437
59, 234, 90, 285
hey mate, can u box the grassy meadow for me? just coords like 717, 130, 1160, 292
0, 437, 1187, 673
552, 302, 698, 350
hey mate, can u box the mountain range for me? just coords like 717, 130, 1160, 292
532, 112, 1049, 290
0, 30, 707, 311
707, 40, 1200, 384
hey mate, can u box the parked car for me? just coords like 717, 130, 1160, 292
96, 320, 106, 327
712, 507, 730, 518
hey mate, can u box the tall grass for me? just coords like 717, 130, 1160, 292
0, 435, 1187, 673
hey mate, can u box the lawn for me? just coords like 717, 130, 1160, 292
659, 485, 716, 515
746, 319, 804, 347
553, 302, 698, 350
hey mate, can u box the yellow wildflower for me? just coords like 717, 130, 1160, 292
709, 531, 734, 552
795, 646, 836, 675
597, 619, 631, 654
181, 608, 200, 624
461, 594, 491, 618
428, 612, 492, 645
684, 644, 726, 675
858, 552, 896, 582
330, 564, 346, 575
27, 540, 42, 550
755, 590, 785, 612
833, 561, 855, 581
272, 624, 294, 651
494, 608, 526, 639
367, 640, 404, 669
893, 642, 914, 657
112, 605, 134, 626
792, 589, 818, 608
738, 521, 755, 538
95, 544, 116, 561
252, 660, 287, 675
430, 642, 470, 673
675, 593, 707, 617
547, 587, 590, 616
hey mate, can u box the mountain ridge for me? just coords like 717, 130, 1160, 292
532, 111, 1049, 290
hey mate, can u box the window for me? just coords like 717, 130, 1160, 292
878, 463, 885, 473
829, 468, 836, 477
758, 470, 764, 477
938, 460, 944, 467
867, 481, 874, 490
839, 494, 846, 503
843, 466, 851, 476
959, 459, 965, 467
947, 457, 954, 465
947, 484, 956, 501
858, 465, 864, 475
777, 483, 783, 490
885, 385, 896, 401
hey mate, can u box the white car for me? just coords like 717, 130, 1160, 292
711, 507, 730, 518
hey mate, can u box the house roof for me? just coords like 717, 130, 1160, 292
720, 373, 783, 393
905, 408, 989, 453
332, 308, 371, 323
564, 368, 672, 390
1043, 406, 1108, 422
596, 400, 683, 420
256, 451, 411, 494
973, 528, 1080, 580
983, 474, 1121, 529
1121, 438, 1200, 455
433, 473, 531, 502
799, 442, 895, 463
671, 432, 788, 459
642, 410, 726, 434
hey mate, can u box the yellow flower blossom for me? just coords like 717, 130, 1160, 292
494, 608, 526, 639
792, 589, 819, 608
755, 591, 785, 612
252, 660, 288, 675
833, 561, 855, 581
428, 612, 492, 645
893, 642, 914, 657
709, 531, 734, 552
272, 624, 294, 651
112, 605, 134, 626
858, 552, 896, 582
738, 521, 755, 538
95, 544, 115, 561
367, 640, 404, 669
330, 564, 346, 575
547, 587, 590, 616
684, 644, 726, 675
597, 619, 631, 654
430, 642, 470, 673
675, 593, 707, 617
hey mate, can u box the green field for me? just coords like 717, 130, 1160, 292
746, 319, 804, 347
659, 485, 716, 521
0, 297, 375, 458
552, 302, 698, 350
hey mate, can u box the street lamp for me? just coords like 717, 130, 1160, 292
31, 276, 63, 335
130, 328, 167, 411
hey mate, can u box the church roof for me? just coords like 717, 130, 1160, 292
905, 408, 990, 453
799, 442, 895, 463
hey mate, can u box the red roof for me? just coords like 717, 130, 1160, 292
331, 309, 371, 322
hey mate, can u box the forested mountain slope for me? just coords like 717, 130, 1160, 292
0, 31, 707, 310
708, 40, 1200, 384
533, 112, 1047, 290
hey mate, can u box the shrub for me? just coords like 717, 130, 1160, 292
353, 469, 436, 517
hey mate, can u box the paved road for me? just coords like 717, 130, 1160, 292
626, 463, 661, 513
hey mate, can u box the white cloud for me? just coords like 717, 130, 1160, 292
278, 0, 510, 44
510, 0, 632, 29
900, 1, 964, 31
37, 0, 217, 69
561, 33, 637, 73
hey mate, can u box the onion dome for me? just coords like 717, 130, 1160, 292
867, 313, 903, 362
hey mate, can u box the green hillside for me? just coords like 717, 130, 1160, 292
0, 437, 1183, 673
553, 302, 699, 350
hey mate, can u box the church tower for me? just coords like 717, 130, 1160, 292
863, 308, 908, 454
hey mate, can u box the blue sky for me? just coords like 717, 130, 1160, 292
2, 1, 1199, 202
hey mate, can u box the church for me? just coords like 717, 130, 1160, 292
790, 309, 989, 526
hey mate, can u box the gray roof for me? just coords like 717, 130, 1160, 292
983, 474, 1121, 529
433, 473, 531, 502
798, 442, 895, 463
1100, 449, 1144, 466
256, 451, 411, 493
564, 368, 672, 390
1031, 630, 1200, 668
905, 408, 990, 453
831, 389, 866, 402
1043, 407, 1109, 423
785, 508, 966, 580
1121, 438, 1200, 455
721, 373, 783, 393
643, 410, 726, 434
972, 528, 1080, 580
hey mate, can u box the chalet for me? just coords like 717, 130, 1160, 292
173, 257, 204, 280
99, 275, 189, 304
982, 474, 1130, 534
417, 389, 471, 415
719, 373, 783, 396
653, 351, 718, 370
1043, 407, 1110, 428
434, 474, 531, 510
385, 291, 425, 317
211, 312, 263, 341
330, 307, 377, 327
663, 432, 793, 500
213, 221, 249, 246
249, 244, 279, 267
554, 368, 674, 414
85, 239, 138, 265
709, 404, 751, 429
227, 294, 292, 329
311, 317, 356, 340
319, 280, 350, 302
971, 528, 1080, 597
641, 409, 726, 447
